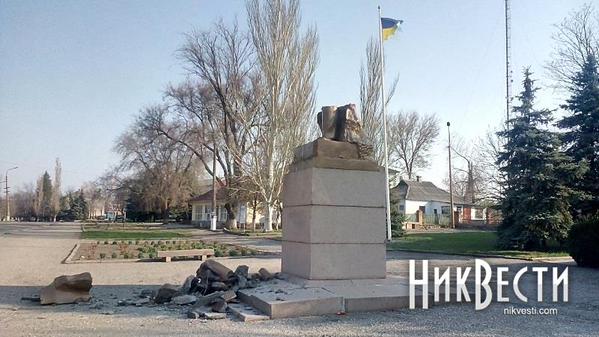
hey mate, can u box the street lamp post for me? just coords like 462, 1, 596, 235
4, 166, 18, 222
446, 123, 455, 228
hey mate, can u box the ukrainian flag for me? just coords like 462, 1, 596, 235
381, 17, 402, 41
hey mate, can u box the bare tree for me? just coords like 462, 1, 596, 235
387, 111, 440, 179
547, 3, 599, 88
441, 136, 489, 204
51, 158, 61, 222
115, 115, 199, 222
360, 38, 399, 165
246, 0, 318, 231
145, 20, 263, 229
33, 175, 44, 221
475, 129, 505, 203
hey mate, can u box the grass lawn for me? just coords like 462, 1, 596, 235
82, 230, 190, 240
388, 231, 570, 259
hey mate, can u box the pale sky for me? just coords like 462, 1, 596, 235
0, 0, 594, 191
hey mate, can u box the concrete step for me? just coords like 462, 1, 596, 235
228, 303, 270, 322
237, 281, 343, 319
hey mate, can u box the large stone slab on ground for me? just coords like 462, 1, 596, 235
40, 272, 92, 305
282, 241, 386, 279
236, 276, 459, 318
238, 281, 343, 319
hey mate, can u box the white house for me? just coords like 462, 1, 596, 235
390, 177, 487, 225
189, 185, 274, 228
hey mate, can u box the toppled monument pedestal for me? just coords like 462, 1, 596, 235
40, 272, 93, 305
282, 137, 387, 280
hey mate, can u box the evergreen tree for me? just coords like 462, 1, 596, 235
70, 191, 89, 221
559, 54, 599, 215
497, 69, 581, 250
34, 171, 53, 221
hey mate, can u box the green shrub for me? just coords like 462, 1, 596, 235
96, 241, 101, 244
214, 249, 224, 257
228, 249, 240, 257
123, 252, 130, 259
99, 253, 106, 259
148, 252, 157, 259
390, 208, 406, 238
111, 252, 117, 259
138, 252, 145, 259
240, 248, 249, 256
104, 241, 109, 245
568, 214, 599, 268
112, 241, 118, 245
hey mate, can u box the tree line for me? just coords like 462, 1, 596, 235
497, 4, 599, 250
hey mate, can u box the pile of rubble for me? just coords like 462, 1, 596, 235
132, 259, 278, 319
29, 260, 279, 320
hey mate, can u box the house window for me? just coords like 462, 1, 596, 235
193, 205, 202, 221
219, 206, 228, 221
398, 204, 405, 214
475, 208, 484, 219
441, 206, 451, 215
204, 205, 212, 221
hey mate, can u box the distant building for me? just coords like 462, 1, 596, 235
189, 185, 271, 228
390, 177, 488, 226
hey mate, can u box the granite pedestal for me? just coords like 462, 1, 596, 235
281, 138, 387, 280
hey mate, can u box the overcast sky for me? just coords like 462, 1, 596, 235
0, 0, 593, 191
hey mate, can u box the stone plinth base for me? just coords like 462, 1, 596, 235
281, 138, 387, 280
238, 276, 434, 318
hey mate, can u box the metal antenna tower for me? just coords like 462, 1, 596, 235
504, 0, 513, 127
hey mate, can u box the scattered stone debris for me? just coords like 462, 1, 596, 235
40, 272, 93, 305
36, 261, 278, 322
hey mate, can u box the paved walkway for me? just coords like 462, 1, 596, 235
188, 229, 282, 254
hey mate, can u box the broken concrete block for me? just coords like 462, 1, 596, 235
234, 265, 249, 278
258, 268, 274, 281
180, 275, 197, 294
40, 272, 92, 305
192, 291, 224, 307
210, 281, 228, 291
172, 294, 197, 305
220, 290, 236, 302
211, 298, 227, 313
154, 283, 179, 304
197, 260, 234, 281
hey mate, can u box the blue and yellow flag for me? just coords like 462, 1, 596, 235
381, 17, 402, 41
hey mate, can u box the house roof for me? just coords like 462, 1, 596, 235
391, 179, 472, 205
189, 184, 226, 203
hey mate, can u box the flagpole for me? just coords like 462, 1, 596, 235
378, 5, 393, 241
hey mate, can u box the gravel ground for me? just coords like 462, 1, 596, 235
1, 222, 598, 337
